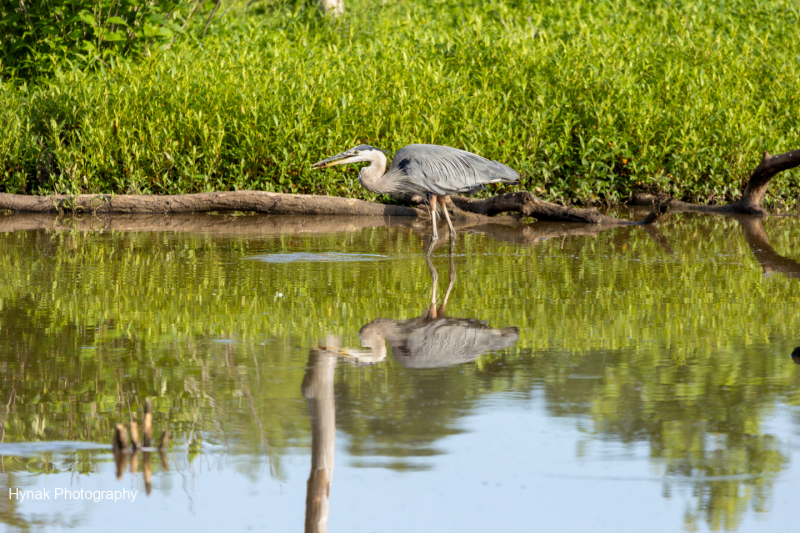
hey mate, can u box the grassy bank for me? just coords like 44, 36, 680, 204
1, 0, 799, 205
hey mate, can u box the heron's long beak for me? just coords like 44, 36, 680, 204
312, 152, 354, 169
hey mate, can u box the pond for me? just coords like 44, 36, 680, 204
1, 211, 799, 532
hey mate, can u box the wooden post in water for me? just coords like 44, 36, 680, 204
142, 399, 153, 448
130, 449, 139, 474
112, 423, 128, 452
130, 421, 140, 451
302, 340, 338, 533
112, 423, 129, 480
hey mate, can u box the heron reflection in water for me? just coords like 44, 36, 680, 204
301, 260, 518, 532
352, 256, 519, 367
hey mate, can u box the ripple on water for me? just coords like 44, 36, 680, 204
0, 441, 111, 457
248, 252, 387, 263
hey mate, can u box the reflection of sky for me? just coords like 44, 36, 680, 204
6, 393, 799, 533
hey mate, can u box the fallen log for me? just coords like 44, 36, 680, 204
0, 189, 665, 225
628, 149, 800, 215
3, 147, 793, 224
449, 193, 673, 226
0, 190, 423, 217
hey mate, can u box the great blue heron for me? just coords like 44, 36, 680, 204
312, 144, 520, 255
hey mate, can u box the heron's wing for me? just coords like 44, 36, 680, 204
389, 144, 519, 196
398, 320, 520, 368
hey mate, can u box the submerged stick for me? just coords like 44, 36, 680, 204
159, 429, 170, 451
112, 423, 129, 453
130, 421, 140, 451
143, 399, 152, 448
130, 450, 139, 474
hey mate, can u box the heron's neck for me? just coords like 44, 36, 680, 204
358, 151, 388, 194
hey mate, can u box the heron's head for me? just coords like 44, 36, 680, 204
312, 145, 390, 169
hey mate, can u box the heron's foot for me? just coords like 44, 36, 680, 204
426, 234, 437, 256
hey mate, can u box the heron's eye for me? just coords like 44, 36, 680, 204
354, 150, 360, 155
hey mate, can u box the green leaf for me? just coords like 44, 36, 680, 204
104, 31, 126, 42
106, 17, 128, 26
78, 12, 98, 27
148, 14, 168, 26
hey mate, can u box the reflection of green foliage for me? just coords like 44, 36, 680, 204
0, 213, 799, 531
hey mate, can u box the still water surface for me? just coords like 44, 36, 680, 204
0, 212, 799, 532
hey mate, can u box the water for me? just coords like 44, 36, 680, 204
0, 211, 799, 532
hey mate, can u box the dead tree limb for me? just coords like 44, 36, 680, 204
0, 191, 423, 217
449, 192, 669, 226
630, 149, 800, 216
142, 399, 153, 448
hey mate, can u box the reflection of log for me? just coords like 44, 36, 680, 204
302, 344, 338, 533
630, 149, 800, 216
0, 212, 411, 235
143, 452, 152, 496
642, 225, 674, 255
159, 430, 170, 452
737, 216, 800, 279
113, 451, 128, 481
422, 218, 673, 255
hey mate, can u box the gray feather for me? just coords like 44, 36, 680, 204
363, 317, 519, 369
384, 144, 519, 197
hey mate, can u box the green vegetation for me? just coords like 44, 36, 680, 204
0, 0, 185, 78
1, 0, 799, 204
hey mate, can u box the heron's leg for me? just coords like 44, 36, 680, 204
426, 256, 439, 319
438, 253, 457, 316
426, 195, 438, 257
438, 196, 457, 255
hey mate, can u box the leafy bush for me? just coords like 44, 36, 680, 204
0, 0, 185, 78
0, 0, 799, 204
